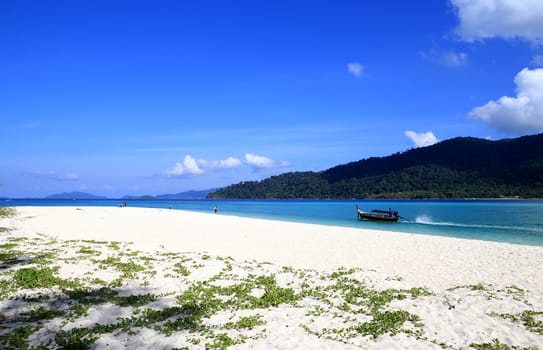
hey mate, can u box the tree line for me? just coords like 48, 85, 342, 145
208, 134, 543, 199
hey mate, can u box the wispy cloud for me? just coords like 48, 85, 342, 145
469, 67, 543, 134
450, 0, 543, 43
33, 171, 80, 181
404, 131, 439, 148
420, 48, 468, 67
531, 55, 543, 66
200, 156, 243, 170
347, 62, 364, 77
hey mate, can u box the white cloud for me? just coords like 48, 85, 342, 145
450, 0, 543, 42
469, 67, 543, 134
420, 49, 468, 67
244, 153, 289, 170
405, 131, 439, 148
166, 153, 288, 176
202, 156, 242, 170
34, 171, 80, 181
166, 155, 241, 177
347, 62, 364, 77
244, 153, 274, 169
166, 155, 204, 176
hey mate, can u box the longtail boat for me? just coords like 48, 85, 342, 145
356, 205, 399, 222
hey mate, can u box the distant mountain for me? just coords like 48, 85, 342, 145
46, 192, 108, 199
122, 195, 155, 200
155, 189, 219, 200
123, 189, 218, 200
208, 133, 543, 199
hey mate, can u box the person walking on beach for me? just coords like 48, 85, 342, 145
213, 205, 218, 214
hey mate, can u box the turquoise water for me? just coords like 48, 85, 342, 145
3, 199, 543, 246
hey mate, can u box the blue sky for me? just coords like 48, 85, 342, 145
1, 0, 543, 198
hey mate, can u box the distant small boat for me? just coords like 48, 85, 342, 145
356, 205, 399, 222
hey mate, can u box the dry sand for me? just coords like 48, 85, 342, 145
12, 206, 543, 292
1, 206, 542, 349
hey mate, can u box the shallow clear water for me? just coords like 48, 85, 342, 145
3, 199, 543, 246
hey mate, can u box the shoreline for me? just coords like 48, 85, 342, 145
3, 199, 543, 248
4, 197, 542, 201
1, 206, 542, 348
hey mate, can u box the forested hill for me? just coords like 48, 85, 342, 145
208, 133, 543, 199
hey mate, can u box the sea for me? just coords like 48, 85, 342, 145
2, 199, 543, 247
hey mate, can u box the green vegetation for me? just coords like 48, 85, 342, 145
96, 256, 145, 279
14, 267, 62, 289
208, 134, 543, 199
0, 207, 16, 218
448, 283, 490, 292
0, 207, 16, 233
0, 325, 43, 350
492, 310, 543, 335
296, 274, 431, 340
173, 260, 191, 276
77, 246, 101, 255
54, 328, 99, 349
0, 227, 540, 349
470, 338, 538, 350
225, 314, 266, 329
351, 310, 421, 339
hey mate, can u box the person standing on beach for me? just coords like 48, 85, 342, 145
213, 205, 218, 214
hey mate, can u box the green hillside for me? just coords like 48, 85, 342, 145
208, 133, 543, 199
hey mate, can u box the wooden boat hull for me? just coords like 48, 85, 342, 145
357, 209, 399, 222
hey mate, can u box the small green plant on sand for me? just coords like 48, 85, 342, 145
0, 325, 43, 349
77, 246, 101, 255
0, 243, 17, 249
470, 338, 538, 350
173, 261, 191, 276
493, 310, 543, 335
225, 314, 266, 330
54, 328, 100, 350
448, 283, 490, 292
0, 207, 16, 218
98, 256, 145, 279
207, 333, 234, 349
0, 243, 20, 268
14, 267, 61, 289
350, 310, 422, 339
108, 241, 121, 250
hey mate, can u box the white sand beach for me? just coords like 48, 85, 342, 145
1, 206, 542, 349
